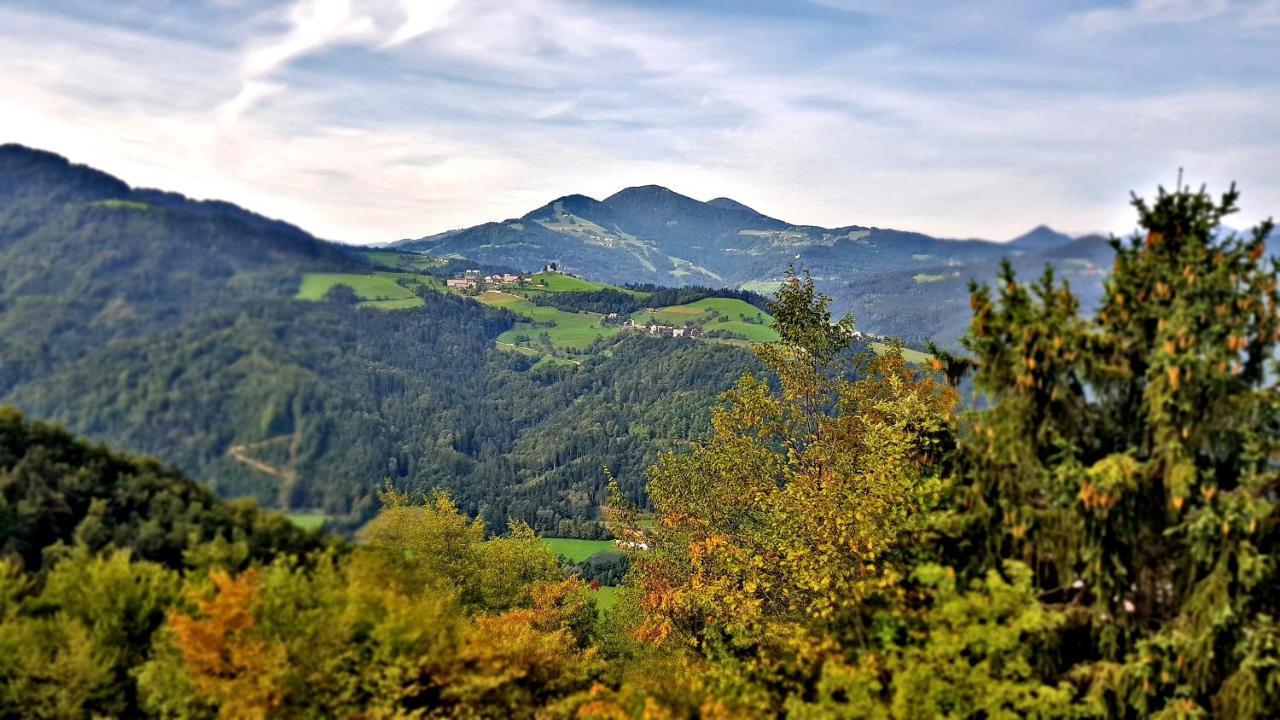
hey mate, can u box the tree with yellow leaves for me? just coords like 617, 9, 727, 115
616, 269, 958, 714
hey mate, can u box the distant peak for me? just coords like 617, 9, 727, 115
521, 193, 612, 222
604, 185, 697, 204
705, 197, 759, 214
551, 193, 599, 204
1008, 224, 1074, 249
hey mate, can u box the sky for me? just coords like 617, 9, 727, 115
1, 0, 1277, 244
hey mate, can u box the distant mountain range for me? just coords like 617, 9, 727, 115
395, 185, 1115, 345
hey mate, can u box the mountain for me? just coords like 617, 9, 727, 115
1007, 224, 1075, 251
0, 145, 755, 535
396, 185, 1115, 346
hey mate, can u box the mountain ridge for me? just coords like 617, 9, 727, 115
393, 183, 1114, 345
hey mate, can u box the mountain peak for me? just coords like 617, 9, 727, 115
1008, 225, 1074, 250
604, 185, 699, 206
705, 197, 759, 214
522, 193, 611, 221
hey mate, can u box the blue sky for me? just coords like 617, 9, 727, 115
1, 0, 1276, 243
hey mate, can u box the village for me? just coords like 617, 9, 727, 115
444, 268, 523, 290
444, 264, 708, 339
612, 314, 704, 338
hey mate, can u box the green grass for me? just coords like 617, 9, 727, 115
532, 355, 579, 370
518, 271, 646, 297
539, 537, 615, 562
478, 291, 619, 351
91, 199, 151, 211
285, 513, 329, 531
632, 297, 780, 343
495, 341, 541, 357
526, 271, 608, 293
362, 297, 427, 310
870, 342, 933, 365
356, 250, 442, 271
296, 273, 426, 310
739, 280, 784, 295
588, 585, 619, 610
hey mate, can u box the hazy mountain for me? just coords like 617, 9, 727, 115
396, 184, 1115, 346
1007, 225, 1076, 251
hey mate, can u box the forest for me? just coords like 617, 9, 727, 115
0, 145, 765, 536
1, 182, 1275, 717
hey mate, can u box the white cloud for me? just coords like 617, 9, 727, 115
0, 1, 1276, 243
1068, 0, 1231, 34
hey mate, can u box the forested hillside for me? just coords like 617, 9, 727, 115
2, 180, 1274, 717
0, 145, 759, 534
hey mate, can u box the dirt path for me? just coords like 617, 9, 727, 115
227, 429, 301, 483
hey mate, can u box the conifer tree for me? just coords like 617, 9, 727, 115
956, 182, 1279, 717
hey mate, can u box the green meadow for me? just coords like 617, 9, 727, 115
477, 290, 620, 351
285, 512, 329, 531
296, 272, 429, 310
587, 585, 619, 610
518, 271, 646, 297
632, 297, 779, 342
356, 250, 445, 271
538, 537, 615, 562
870, 341, 932, 365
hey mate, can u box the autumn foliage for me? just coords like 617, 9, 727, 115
1, 182, 1276, 718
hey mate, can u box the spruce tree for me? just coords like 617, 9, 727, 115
956, 182, 1279, 717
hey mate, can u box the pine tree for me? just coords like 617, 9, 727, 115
955, 182, 1279, 717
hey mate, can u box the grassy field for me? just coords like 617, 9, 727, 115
516, 271, 648, 298
739, 280, 784, 295
588, 585, 619, 610
525, 271, 609, 293
632, 297, 780, 342
477, 290, 620, 351
356, 250, 443, 271
285, 512, 329, 531
539, 537, 615, 562
870, 341, 933, 365
296, 272, 427, 310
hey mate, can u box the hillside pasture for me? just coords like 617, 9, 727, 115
296, 272, 427, 310
869, 341, 932, 365
526, 271, 608, 293
632, 297, 779, 342
285, 512, 329, 531
356, 250, 443, 271
539, 537, 615, 562
476, 290, 620, 350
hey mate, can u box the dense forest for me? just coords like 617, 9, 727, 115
2, 181, 1275, 717
0, 145, 761, 535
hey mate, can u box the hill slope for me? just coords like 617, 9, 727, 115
0, 146, 757, 534
395, 185, 1114, 345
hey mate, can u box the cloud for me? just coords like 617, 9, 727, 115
1068, 0, 1231, 34
0, 1, 1276, 243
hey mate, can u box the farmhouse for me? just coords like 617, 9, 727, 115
446, 278, 476, 289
